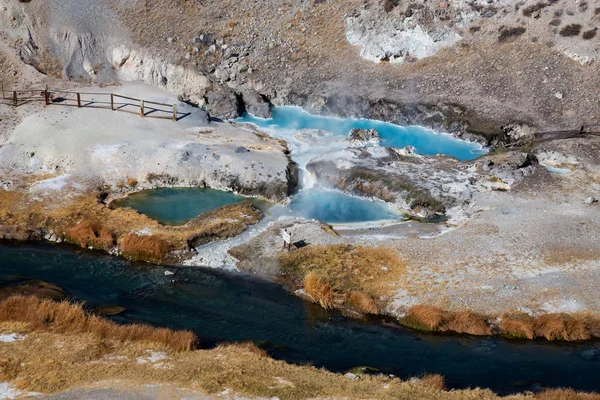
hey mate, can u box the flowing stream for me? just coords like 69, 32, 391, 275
1, 241, 599, 395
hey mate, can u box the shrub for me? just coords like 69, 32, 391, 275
304, 272, 344, 310
405, 305, 446, 331
560, 24, 582, 37
120, 233, 168, 262
348, 292, 378, 315
65, 219, 114, 250
583, 29, 597, 40
0, 296, 197, 351
420, 374, 447, 391
446, 310, 491, 336
498, 27, 527, 42
499, 313, 535, 339
126, 178, 138, 187
535, 313, 590, 341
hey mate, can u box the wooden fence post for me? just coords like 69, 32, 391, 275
76, 93, 81, 108
44, 86, 49, 105
110, 94, 114, 111
173, 104, 177, 122
140, 100, 144, 117
12, 91, 17, 107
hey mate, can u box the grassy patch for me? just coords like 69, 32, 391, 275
65, 219, 114, 250
400, 305, 490, 336
0, 296, 197, 351
499, 312, 535, 339
120, 233, 169, 262
498, 27, 527, 43
560, 24, 582, 37
534, 313, 590, 341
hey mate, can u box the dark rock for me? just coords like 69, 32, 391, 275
93, 305, 126, 316
348, 128, 380, 144
0, 280, 67, 301
235, 146, 250, 153
241, 89, 272, 118
205, 88, 242, 120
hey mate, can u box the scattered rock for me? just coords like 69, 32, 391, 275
235, 146, 250, 153
344, 372, 360, 380
93, 305, 126, 316
554, 92, 564, 100
241, 89, 272, 118
348, 128, 380, 145
164, 270, 175, 276
0, 280, 67, 301
205, 88, 242, 120
584, 196, 597, 205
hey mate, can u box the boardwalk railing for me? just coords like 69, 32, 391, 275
1, 83, 179, 122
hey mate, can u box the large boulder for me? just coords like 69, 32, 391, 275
348, 128, 380, 145
241, 89, 271, 118
205, 88, 242, 120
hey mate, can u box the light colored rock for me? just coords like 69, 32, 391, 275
584, 196, 597, 205
344, 372, 360, 380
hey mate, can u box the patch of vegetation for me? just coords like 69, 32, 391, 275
559, 23, 582, 36
0, 296, 197, 351
498, 27, 527, 42
65, 219, 114, 250
120, 233, 169, 262
399, 305, 491, 336
583, 29, 597, 40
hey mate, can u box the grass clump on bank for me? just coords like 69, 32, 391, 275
280, 244, 404, 314
65, 219, 114, 250
400, 305, 491, 336
0, 296, 197, 351
120, 233, 169, 262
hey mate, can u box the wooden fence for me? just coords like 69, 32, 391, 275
1, 83, 179, 122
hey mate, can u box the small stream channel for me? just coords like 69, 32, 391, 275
1, 241, 599, 395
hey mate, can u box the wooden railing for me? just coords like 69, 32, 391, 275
1, 83, 179, 122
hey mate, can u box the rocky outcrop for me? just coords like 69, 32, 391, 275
111, 45, 212, 106
241, 89, 271, 118
348, 128, 380, 145
205, 87, 242, 120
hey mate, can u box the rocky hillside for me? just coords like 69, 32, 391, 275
1, 0, 599, 141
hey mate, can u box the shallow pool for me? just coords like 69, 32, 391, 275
238, 106, 487, 161
111, 187, 254, 225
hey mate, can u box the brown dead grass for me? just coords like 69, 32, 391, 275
401, 305, 490, 336
535, 388, 600, 399
127, 178, 138, 187
348, 291, 378, 314
499, 313, 535, 339
304, 272, 344, 310
0, 296, 197, 352
420, 374, 447, 391
120, 233, 169, 262
535, 313, 591, 342
65, 219, 114, 250
218, 342, 270, 358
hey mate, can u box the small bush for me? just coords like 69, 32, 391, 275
348, 292, 378, 315
560, 24, 582, 37
499, 313, 535, 339
583, 29, 597, 40
126, 178, 138, 187
65, 219, 114, 250
535, 313, 590, 341
405, 305, 446, 331
0, 296, 197, 351
420, 374, 447, 391
304, 272, 344, 310
446, 310, 491, 335
120, 233, 168, 262
498, 27, 527, 42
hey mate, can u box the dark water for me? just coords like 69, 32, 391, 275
111, 187, 258, 225
1, 242, 599, 395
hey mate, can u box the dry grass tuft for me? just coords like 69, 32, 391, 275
65, 219, 114, 250
304, 272, 344, 310
0, 296, 197, 351
499, 313, 535, 339
535, 313, 591, 341
420, 374, 447, 391
219, 342, 269, 358
404, 305, 446, 331
127, 178, 138, 187
348, 291, 378, 315
446, 310, 491, 336
535, 388, 600, 399
120, 233, 169, 262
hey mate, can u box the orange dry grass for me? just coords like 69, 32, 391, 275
120, 233, 169, 262
65, 219, 114, 250
406, 305, 446, 330
535, 388, 600, 399
0, 296, 197, 351
446, 310, 491, 336
348, 291, 378, 315
535, 313, 591, 341
420, 374, 447, 391
499, 313, 535, 339
219, 342, 269, 358
304, 272, 344, 310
